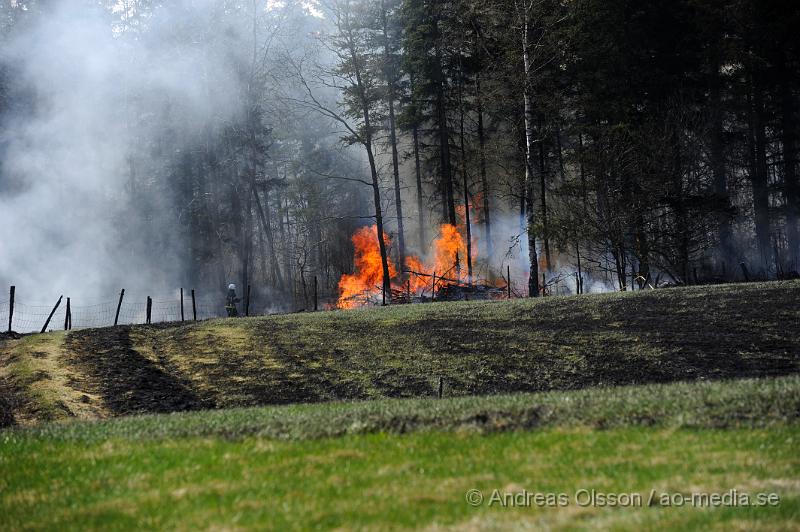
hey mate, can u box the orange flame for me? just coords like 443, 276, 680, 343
431, 223, 468, 281
337, 225, 396, 309
337, 212, 480, 308
404, 255, 431, 293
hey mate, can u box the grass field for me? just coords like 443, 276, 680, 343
0, 376, 800, 530
1, 281, 799, 425
2, 376, 799, 530
1, 282, 799, 530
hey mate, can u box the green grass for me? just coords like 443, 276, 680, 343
5, 375, 799, 444
2, 362, 798, 529
2, 281, 798, 424
3, 428, 799, 531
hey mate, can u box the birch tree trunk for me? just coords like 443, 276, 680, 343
522, 13, 540, 297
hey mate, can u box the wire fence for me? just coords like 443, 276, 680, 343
0, 275, 573, 334
0, 291, 229, 333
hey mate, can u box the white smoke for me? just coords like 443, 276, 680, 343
0, 2, 265, 303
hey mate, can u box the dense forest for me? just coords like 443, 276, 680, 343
1, 0, 798, 311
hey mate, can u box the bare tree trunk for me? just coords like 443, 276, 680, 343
242, 189, 253, 295
346, 29, 392, 299
412, 123, 426, 250
457, 63, 473, 284
634, 221, 649, 288
475, 72, 492, 259
750, 74, 772, 267
432, 16, 456, 225
381, 0, 405, 272
522, 16, 540, 297
408, 72, 427, 251
537, 116, 552, 271
710, 47, 734, 262
276, 184, 292, 295
555, 123, 566, 181
578, 132, 588, 211
367, 148, 392, 300
257, 220, 269, 285
780, 60, 799, 266
251, 184, 285, 290
611, 244, 627, 291
518, 125, 528, 235
671, 130, 689, 282
284, 195, 296, 305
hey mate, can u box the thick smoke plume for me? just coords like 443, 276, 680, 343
0, 2, 252, 304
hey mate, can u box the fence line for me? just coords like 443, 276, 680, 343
1, 291, 229, 333
1, 275, 538, 334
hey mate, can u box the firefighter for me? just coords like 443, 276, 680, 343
225, 283, 241, 317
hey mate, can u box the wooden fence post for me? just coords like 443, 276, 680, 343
8, 285, 14, 333
438, 377, 444, 399
41, 296, 62, 334
507, 266, 511, 299
180, 288, 185, 322
542, 273, 546, 296
114, 289, 125, 326
431, 272, 436, 301
313, 277, 318, 311
191, 289, 197, 321
146, 296, 152, 324
406, 279, 411, 303
245, 285, 251, 316
64, 298, 71, 330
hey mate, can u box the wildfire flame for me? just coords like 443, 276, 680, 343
431, 223, 468, 281
337, 225, 397, 309
337, 218, 479, 308
334, 195, 526, 308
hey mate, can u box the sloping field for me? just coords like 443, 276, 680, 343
1, 281, 799, 425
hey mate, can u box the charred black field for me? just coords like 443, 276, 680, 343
2, 280, 798, 426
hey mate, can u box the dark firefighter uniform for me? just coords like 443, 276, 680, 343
226, 284, 241, 317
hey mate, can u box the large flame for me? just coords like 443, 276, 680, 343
337, 225, 397, 309
337, 217, 479, 308
431, 223, 468, 282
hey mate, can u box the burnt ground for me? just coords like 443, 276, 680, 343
63, 325, 212, 416
2, 280, 799, 423
0, 375, 20, 427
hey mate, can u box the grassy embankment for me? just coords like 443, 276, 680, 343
1, 280, 798, 424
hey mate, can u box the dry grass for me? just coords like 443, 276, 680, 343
0, 332, 106, 425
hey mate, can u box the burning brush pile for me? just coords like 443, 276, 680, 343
337, 219, 507, 308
